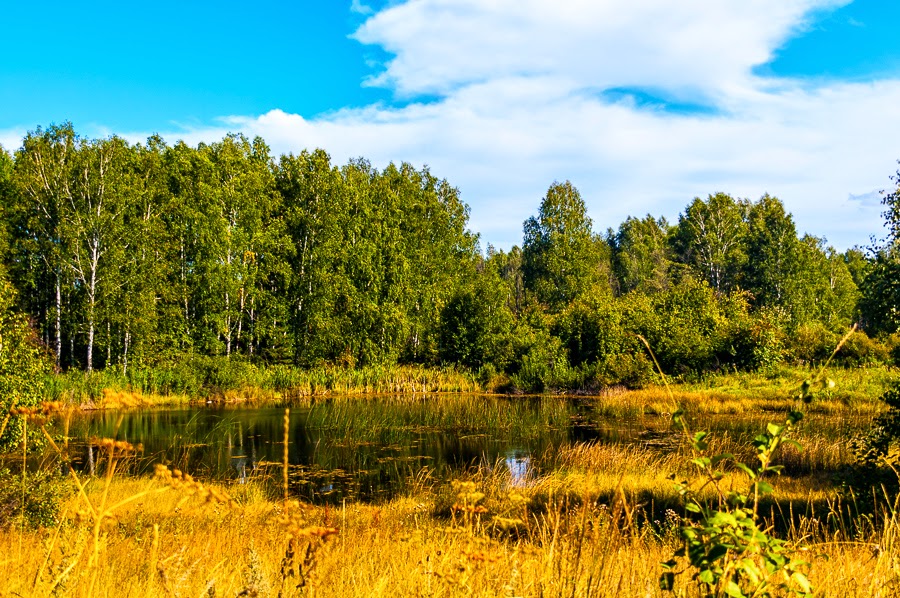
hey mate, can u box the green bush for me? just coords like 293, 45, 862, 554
593, 352, 655, 387
626, 278, 720, 374
788, 323, 839, 365
0, 468, 71, 529
834, 330, 890, 366
721, 307, 785, 372
438, 281, 515, 370
0, 278, 53, 449
851, 381, 900, 489
508, 309, 572, 392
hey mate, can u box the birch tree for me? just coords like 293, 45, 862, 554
10, 123, 78, 367
61, 135, 132, 371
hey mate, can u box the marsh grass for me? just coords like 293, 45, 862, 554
302, 394, 574, 439
5, 448, 900, 597
45, 361, 482, 408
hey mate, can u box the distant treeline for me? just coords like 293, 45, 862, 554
0, 123, 897, 390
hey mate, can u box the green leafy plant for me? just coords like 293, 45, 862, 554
0, 467, 70, 529
659, 410, 812, 597
849, 381, 900, 500
656, 328, 854, 597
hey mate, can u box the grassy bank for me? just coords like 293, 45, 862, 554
44, 360, 482, 407
40, 358, 898, 413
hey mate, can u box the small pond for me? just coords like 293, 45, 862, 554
58, 394, 865, 503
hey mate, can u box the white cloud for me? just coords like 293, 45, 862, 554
0, 128, 27, 154
119, 0, 895, 250
352, 0, 847, 98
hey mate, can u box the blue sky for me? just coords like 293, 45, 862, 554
2, 0, 900, 250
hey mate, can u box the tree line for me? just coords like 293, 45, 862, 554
0, 123, 894, 389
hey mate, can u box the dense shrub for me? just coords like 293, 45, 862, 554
788, 325, 888, 367
553, 294, 638, 367
630, 279, 720, 374
507, 309, 572, 392
788, 323, 839, 365
0, 278, 52, 449
849, 381, 900, 497
835, 330, 890, 366
0, 468, 70, 529
719, 302, 785, 372
438, 278, 515, 370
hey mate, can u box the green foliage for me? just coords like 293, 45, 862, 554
609, 214, 673, 294
661, 409, 813, 597
674, 192, 749, 293
0, 125, 893, 391
507, 309, 572, 392
0, 278, 52, 449
881, 161, 900, 242
789, 324, 889, 367
522, 181, 612, 311
852, 165, 900, 334
720, 303, 785, 372
851, 381, 900, 493
0, 468, 71, 529
859, 246, 900, 335
438, 266, 515, 370
554, 294, 637, 367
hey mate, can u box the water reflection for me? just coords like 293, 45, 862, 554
58, 395, 865, 504
505, 451, 532, 487
62, 395, 596, 502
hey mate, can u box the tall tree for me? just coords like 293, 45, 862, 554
0, 145, 13, 263
10, 124, 79, 367
61, 135, 134, 371
609, 214, 673, 294
860, 163, 900, 334
674, 192, 748, 293
109, 135, 172, 372
743, 194, 800, 313
193, 135, 277, 357
522, 181, 610, 311
278, 149, 349, 364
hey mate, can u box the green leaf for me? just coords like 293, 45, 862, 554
698, 569, 715, 585
692, 431, 709, 450
755, 481, 774, 495
792, 571, 813, 593
734, 462, 757, 479
783, 439, 803, 451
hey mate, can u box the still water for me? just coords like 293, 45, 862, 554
60, 394, 860, 503
62, 395, 646, 502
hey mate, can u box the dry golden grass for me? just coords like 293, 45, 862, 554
2, 470, 900, 597
94, 388, 192, 409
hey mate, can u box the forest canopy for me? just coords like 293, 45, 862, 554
0, 124, 894, 391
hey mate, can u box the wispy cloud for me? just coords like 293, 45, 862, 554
112, 1, 898, 248
350, 0, 373, 16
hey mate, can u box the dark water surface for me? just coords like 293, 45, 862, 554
59, 394, 863, 503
